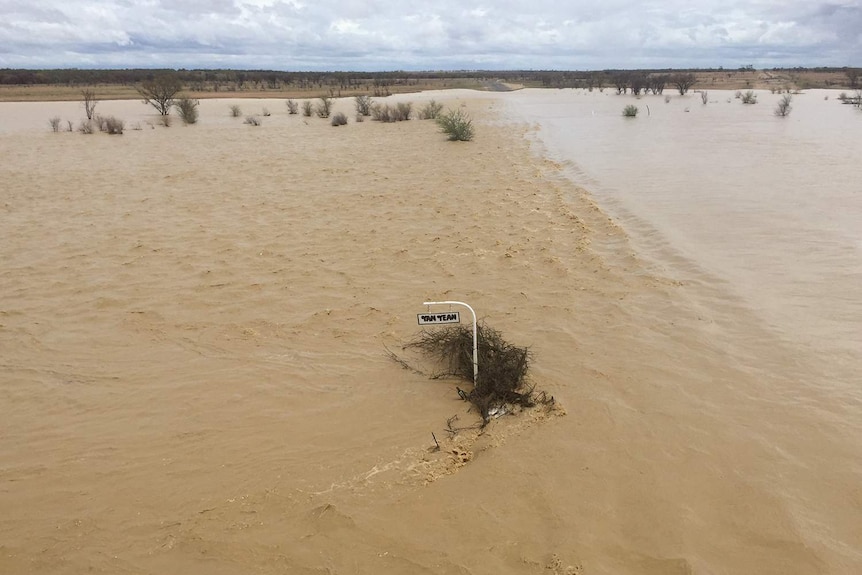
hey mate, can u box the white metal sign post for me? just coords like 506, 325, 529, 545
421, 301, 478, 385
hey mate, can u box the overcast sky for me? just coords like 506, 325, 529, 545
1, 0, 860, 70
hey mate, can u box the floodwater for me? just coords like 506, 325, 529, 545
1, 90, 861, 574
506, 87, 862, 382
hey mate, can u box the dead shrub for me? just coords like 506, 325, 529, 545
393, 102, 412, 121
105, 116, 124, 134
49, 117, 61, 132
175, 97, 199, 124
78, 120, 94, 134
354, 95, 373, 116
330, 112, 348, 126
286, 99, 299, 114
302, 101, 313, 117
244, 116, 261, 126
399, 323, 553, 426
229, 104, 242, 117
316, 96, 333, 118
370, 103, 394, 122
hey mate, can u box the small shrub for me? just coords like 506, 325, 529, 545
664, 95, 671, 103
331, 112, 348, 126
741, 90, 757, 104
105, 116, 124, 135
262, 107, 271, 117
354, 95, 372, 116
393, 102, 412, 121
229, 104, 242, 117
49, 117, 61, 132
160, 115, 172, 127
175, 97, 199, 124
355, 114, 364, 123
244, 116, 261, 126
419, 100, 444, 119
78, 120, 94, 134
93, 114, 107, 132
735, 90, 743, 99
701, 91, 708, 104
286, 99, 299, 114
66, 120, 74, 132
316, 97, 332, 118
301, 101, 313, 117
437, 109, 474, 141
622, 104, 639, 117
774, 94, 793, 117
838, 92, 847, 101
371, 103, 394, 122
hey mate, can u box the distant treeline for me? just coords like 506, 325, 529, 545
1, 67, 859, 90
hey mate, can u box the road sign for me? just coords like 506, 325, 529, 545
417, 312, 461, 325
421, 301, 478, 384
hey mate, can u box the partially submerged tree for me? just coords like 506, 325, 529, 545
672, 73, 697, 95
81, 89, 98, 120
138, 74, 183, 115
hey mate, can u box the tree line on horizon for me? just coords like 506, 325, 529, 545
2, 66, 860, 91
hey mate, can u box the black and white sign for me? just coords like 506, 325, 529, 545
417, 312, 461, 325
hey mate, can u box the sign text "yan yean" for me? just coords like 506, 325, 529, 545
417, 312, 461, 325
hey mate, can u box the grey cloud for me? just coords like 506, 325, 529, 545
0, 0, 858, 69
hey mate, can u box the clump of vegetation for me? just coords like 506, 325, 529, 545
49, 117, 61, 132
371, 103, 394, 122
664, 95, 671, 104
419, 100, 444, 119
393, 102, 413, 121
175, 97, 199, 124
229, 104, 242, 118
160, 115, 172, 127
701, 91, 709, 105
354, 95, 373, 117
286, 99, 299, 114
244, 116, 261, 126
316, 97, 333, 118
78, 120, 94, 134
741, 90, 758, 104
104, 116, 124, 135
331, 112, 348, 126
262, 107, 271, 117
622, 104, 639, 117
437, 109, 474, 141
774, 94, 793, 117
302, 101, 313, 117
400, 323, 553, 426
